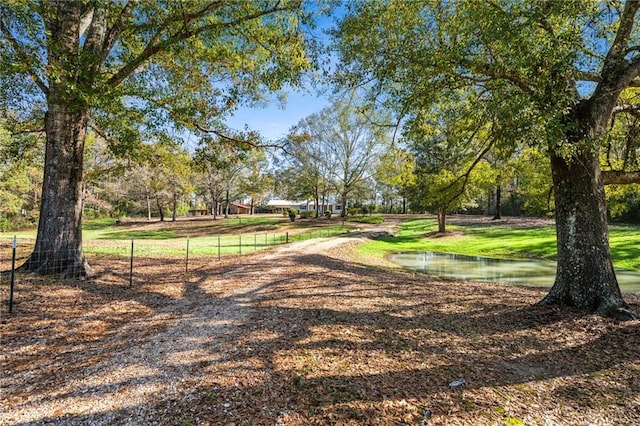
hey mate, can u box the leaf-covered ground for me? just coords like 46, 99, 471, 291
1, 226, 639, 425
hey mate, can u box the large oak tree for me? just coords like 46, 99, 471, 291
333, 0, 640, 318
1, 0, 312, 276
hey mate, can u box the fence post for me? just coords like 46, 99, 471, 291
8, 236, 16, 314
254, 234, 257, 252
129, 236, 134, 287
217, 235, 221, 260
286, 232, 289, 244
185, 236, 190, 273
239, 234, 242, 255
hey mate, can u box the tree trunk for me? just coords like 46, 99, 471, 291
437, 208, 446, 233
21, 2, 93, 278
156, 196, 165, 221
22, 105, 92, 277
541, 150, 634, 319
146, 189, 152, 221
172, 190, 177, 222
492, 185, 502, 220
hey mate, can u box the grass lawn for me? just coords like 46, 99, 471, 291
1, 215, 354, 258
358, 217, 640, 271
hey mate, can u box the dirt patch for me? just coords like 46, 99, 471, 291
1, 231, 639, 425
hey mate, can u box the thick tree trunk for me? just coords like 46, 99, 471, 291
23, 105, 92, 277
541, 150, 634, 319
21, 1, 93, 278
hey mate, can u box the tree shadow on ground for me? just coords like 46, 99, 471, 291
3, 249, 639, 425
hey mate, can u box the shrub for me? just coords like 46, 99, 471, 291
324, 210, 332, 219
300, 211, 314, 219
287, 209, 297, 222
347, 216, 384, 224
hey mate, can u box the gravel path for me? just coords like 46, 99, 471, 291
2, 217, 638, 425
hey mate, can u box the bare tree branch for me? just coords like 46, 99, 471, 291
579, 71, 640, 87
602, 170, 640, 185
612, 103, 640, 116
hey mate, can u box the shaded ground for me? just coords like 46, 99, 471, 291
1, 218, 639, 425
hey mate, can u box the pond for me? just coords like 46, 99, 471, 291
389, 252, 640, 294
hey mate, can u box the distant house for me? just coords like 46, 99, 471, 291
265, 199, 306, 213
227, 202, 251, 215
302, 201, 338, 214
265, 199, 338, 214
188, 209, 209, 216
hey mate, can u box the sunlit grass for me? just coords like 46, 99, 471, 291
346, 215, 385, 224
357, 218, 640, 271
81, 225, 349, 257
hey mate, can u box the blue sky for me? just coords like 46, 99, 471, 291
225, 89, 332, 142
223, 3, 341, 142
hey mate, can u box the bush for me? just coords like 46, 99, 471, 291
347, 216, 384, 224
300, 211, 314, 219
324, 210, 332, 219
287, 209, 297, 222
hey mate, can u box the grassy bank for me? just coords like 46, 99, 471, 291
358, 217, 640, 271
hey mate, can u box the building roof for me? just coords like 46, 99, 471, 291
230, 202, 251, 209
265, 199, 304, 207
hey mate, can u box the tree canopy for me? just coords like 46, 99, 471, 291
332, 0, 640, 318
0, 0, 315, 276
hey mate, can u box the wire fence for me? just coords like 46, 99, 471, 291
1, 226, 348, 314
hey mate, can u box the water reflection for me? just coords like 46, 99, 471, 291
389, 252, 640, 294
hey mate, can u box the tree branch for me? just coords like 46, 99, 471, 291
107, 2, 294, 88
579, 71, 640, 87
439, 124, 493, 201
0, 14, 49, 95
99, 1, 136, 65
604, 0, 640, 68
612, 103, 640, 116
602, 170, 640, 185
10, 128, 45, 136
191, 121, 289, 152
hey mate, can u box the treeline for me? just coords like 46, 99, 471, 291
1, 102, 638, 233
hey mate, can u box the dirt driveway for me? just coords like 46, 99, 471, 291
2, 222, 638, 425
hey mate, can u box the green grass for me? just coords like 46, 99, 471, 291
357, 218, 640, 271
345, 215, 385, 225
81, 225, 349, 257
